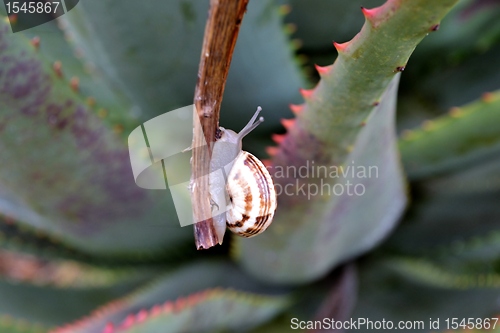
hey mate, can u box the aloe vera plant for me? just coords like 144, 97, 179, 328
0, 0, 499, 332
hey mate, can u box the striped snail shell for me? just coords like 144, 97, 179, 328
226, 150, 277, 237
209, 107, 277, 242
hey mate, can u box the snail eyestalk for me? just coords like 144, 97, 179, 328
239, 106, 264, 139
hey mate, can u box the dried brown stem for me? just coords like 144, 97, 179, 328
192, 0, 249, 250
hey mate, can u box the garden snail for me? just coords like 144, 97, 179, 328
209, 107, 277, 243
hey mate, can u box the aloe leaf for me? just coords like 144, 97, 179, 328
1, 15, 197, 260
386, 256, 500, 289
384, 188, 500, 289
352, 261, 500, 333
0, 249, 157, 328
390, 191, 500, 256
60, 0, 304, 137
0, 6, 137, 137
387, 150, 500, 256
0, 315, 48, 333
0, 275, 150, 328
0, 214, 140, 264
58, 289, 287, 333
0, 19, 191, 256
234, 0, 459, 284
425, 154, 500, 195
0, 210, 197, 266
400, 91, 500, 179
58, 0, 203, 120
22, 15, 135, 129
237, 74, 404, 284
0, 249, 158, 288
0, 214, 87, 262
387, 195, 500, 260
377, 155, 500, 294
50, 261, 291, 333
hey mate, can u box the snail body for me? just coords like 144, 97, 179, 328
209, 107, 277, 242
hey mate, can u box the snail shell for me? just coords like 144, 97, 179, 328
226, 151, 277, 237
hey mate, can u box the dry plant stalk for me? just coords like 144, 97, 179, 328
192, 0, 249, 250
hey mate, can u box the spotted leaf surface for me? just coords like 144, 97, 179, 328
0, 19, 191, 256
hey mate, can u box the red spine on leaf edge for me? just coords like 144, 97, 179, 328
289, 103, 303, 115
281, 118, 295, 130
299, 88, 314, 99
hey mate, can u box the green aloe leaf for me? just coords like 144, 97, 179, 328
400, 90, 500, 179
60, 0, 304, 139
0, 7, 136, 137
387, 152, 500, 256
0, 214, 89, 262
0, 275, 150, 328
352, 261, 500, 333
237, 74, 406, 283
0, 315, 47, 333
50, 261, 291, 333
0, 217, 198, 266
0, 247, 157, 328
386, 256, 500, 289
237, 0, 460, 284
383, 173, 500, 289
0, 18, 191, 256
61, 289, 288, 333
0, 249, 158, 289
